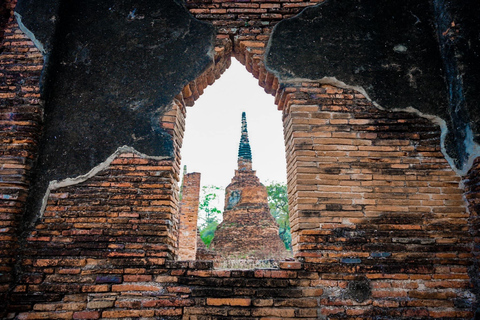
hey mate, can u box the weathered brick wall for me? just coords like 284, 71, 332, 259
1, 0, 478, 318
0, 0, 13, 44
185, 0, 322, 98
10, 152, 180, 314
6, 98, 188, 312
178, 172, 201, 260
0, 0, 43, 312
463, 157, 480, 315
281, 83, 475, 318
7, 82, 476, 319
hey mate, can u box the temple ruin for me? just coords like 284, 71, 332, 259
0, 0, 479, 318
211, 112, 288, 260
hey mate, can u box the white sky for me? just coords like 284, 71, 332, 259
180, 59, 287, 192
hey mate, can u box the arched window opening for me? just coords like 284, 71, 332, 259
178, 59, 291, 267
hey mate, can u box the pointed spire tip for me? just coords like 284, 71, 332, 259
238, 111, 252, 162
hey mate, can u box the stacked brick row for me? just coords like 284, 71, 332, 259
11, 260, 320, 320
160, 100, 188, 181
0, 0, 44, 311
181, 260, 321, 319
186, 0, 322, 34
12, 261, 207, 319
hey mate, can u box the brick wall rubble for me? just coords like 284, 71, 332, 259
178, 172, 201, 260
196, 230, 220, 261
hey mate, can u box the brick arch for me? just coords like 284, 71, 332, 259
176, 0, 321, 108
170, 1, 316, 261
167, 2, 476, 317
175, 0, 471, 259
177, 0, 474, 287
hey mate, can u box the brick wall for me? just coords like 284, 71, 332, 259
0, 0, 13, 45
9, 152, 180, 314
1, 0, 478, 318
7, 81, 476, 318
0, 0, 44, 312
463, 157, 480, 316
281, 83, 474, 318
178, 172, 201, 260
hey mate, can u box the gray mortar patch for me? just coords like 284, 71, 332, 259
15, 12, 45, 54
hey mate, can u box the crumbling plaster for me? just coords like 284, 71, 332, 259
13, 0, 480, 224
265, 0, 480, 175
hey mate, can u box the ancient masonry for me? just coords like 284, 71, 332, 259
177, 172, 201, 261
178, 171, 220, 261
0, 0, 479, 318
211, 112, 287, 260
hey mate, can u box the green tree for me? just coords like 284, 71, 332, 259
197, 185, 222, 247
266, 182, 291, 250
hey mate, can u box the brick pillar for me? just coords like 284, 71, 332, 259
178, 172, 201, 260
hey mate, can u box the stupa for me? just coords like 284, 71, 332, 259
211, 112, 287, 260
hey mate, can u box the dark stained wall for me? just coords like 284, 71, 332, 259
15, 0, 215, 220
14, 0, 480, 219
266, 0, 480, 172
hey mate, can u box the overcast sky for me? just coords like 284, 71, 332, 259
180, 59, 287, 191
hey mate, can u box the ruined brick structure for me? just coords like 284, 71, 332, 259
211, 112, 287, 260
178, 172, 201, 261
1, 0, 479, 319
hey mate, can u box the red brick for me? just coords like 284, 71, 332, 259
207, 298, 251, 307
73, 311, 100, 319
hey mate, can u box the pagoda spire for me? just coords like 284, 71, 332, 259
238, 112, 252, 170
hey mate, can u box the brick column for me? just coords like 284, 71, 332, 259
178, 172, 201, 260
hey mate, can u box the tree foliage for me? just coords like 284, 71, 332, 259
266, 182, 291, 250
197, 185, 222, 247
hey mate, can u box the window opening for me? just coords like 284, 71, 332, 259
179, 59, 291, 267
